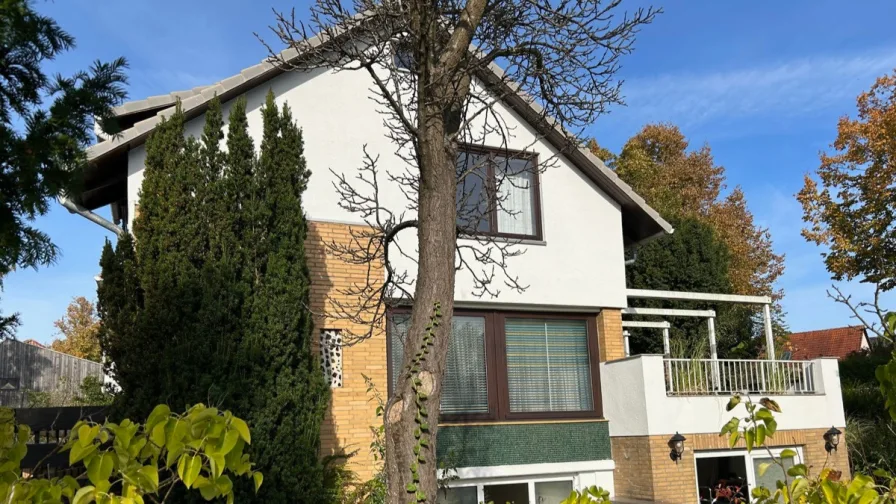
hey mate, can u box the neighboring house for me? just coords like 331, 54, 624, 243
787, 326, 871, 361
70, 29, 850, 504
0, 339, 104, 407
22, 339, 46, 349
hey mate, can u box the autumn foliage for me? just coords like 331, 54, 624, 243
51, 296, 102, 362
799, 71, 896, 294
591, 124, 784, 298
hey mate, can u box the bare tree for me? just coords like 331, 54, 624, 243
827, 285, 895, 342
259, 0, 658, 500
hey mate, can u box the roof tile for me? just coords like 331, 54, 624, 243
786, 326, 867, 360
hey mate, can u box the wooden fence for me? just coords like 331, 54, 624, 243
0, 340, 104, 407
17, 406, 108, 477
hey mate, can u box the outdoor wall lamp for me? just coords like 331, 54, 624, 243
668, 432, 686, 463
824, 426, 842, 454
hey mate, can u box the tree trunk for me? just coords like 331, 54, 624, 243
384, 109, 458, 503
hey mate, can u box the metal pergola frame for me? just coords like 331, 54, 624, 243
626, 289, 776, 361
622, 320, 671, 356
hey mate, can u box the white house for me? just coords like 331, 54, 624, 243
70, 26, 849, 504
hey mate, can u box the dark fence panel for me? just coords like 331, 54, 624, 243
15, 406, 108, 476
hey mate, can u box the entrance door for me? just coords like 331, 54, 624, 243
696, 455, 749, 503
694, 448, 802, 503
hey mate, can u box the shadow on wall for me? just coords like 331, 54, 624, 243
307, 221, 388, 496
0, 339, 104, 407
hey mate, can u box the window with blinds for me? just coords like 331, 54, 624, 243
504, 318, 593, 412
388, 315, 489, 415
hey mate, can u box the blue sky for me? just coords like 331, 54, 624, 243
5, 0, 896, 344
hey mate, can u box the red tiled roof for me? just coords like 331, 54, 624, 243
786, 326, 868, 360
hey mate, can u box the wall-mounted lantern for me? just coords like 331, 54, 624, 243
668, 432, 686, 463
824, 426, 841, 453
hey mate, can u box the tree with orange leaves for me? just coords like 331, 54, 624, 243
50, 296, 102, 362
591, 124, 784, 299
799, 71, 896, 340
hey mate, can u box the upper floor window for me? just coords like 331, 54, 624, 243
391, 39, 414, 71
456, 147, 542, 240
387, 310, 599, 421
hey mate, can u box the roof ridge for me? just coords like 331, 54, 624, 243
86, 12, 672, 243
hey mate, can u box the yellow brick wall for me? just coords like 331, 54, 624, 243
307, 221, 386, 481
611, 436, 656, 500
613, 428, 851, 504
597, 309, 625, 362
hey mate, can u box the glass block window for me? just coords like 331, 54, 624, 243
319, 329, 343, 388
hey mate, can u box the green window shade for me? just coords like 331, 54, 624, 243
505, 318, 593, 412
389, 315, 489, 414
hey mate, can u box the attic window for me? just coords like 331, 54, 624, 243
391, 39, 414, 71
456, 145, 542, 240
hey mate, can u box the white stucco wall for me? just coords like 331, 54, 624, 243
600, 356, 847, 437
125, 65, 628, 309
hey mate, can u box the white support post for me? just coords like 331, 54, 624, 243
623, 330, 631, 357
708, 317, 720, 391
662, 327, 671, 356
763, 303, 775, 360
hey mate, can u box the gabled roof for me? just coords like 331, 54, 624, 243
786, 326, 869, 361
83, 22, 673, 245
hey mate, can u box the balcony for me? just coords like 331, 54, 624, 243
600, 355, 845, 437
664, 358, 817, 396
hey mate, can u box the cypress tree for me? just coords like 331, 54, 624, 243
96, 234, 141, 405
98, 92, 329, 501
239, 92, 329, 502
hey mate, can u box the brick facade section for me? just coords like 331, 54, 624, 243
612, 428, 850, 504
597, 309, 625, 362
307, 221, 386, 481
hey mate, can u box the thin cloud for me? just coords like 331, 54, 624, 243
618, 48, 896, 128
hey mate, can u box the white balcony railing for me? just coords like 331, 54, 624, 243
664, 358, 816, 396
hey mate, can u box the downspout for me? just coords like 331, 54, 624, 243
624, 250, 637, 266
57, 196, 124, 237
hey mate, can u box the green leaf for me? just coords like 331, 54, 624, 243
231, 418, 251, 444
177, 453, 188, 482
218, 429, 239, 456
780, 448, 797, 459
210, 452, 226, 478
786, 464, 808, 477
199, 479, 218, 501
185, 454, 202, 488
86, 452, 113, 486
150, 422, 166, 447
139, 465, 159, 492
726, 395, 741, 411
70, 442, 97, 465
166, 440, 184, 468
78, 425, 98, 448
73, 485, 95, 504
755, 424, 766, 447
745, 429, 754, 452
757, 462, 771, 477
147, 404, 170, 429
215, 475, 233, 495
253, 472, 263, 493
728, 431, 739, 448
764, 417, 778, 437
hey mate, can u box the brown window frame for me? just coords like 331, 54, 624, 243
456, 144, 544, 242
386, 308, 602, 422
